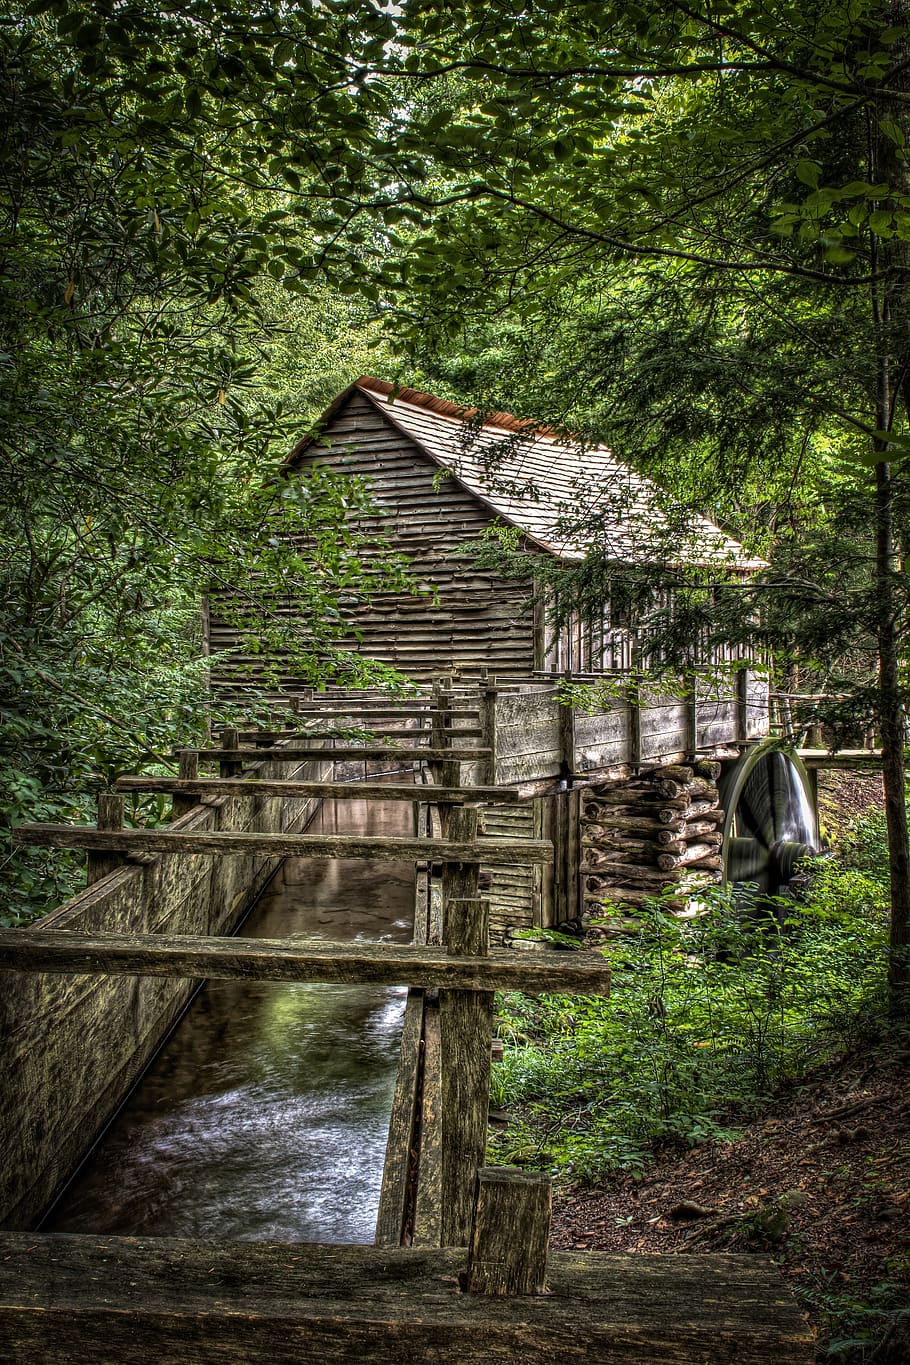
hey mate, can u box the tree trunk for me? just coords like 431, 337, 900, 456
872, 24, 910, 1010
874, 453, 910, 1008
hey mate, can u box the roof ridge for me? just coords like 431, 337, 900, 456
354, 376, 565, 440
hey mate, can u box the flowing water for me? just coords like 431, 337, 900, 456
45, 796, 414, 1243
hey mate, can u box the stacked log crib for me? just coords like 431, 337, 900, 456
580, 761, 725, 916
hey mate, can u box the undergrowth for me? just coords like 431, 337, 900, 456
489, 813, 891, 1181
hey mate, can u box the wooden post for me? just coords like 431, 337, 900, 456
412, 994, 444, 1247
736, 668, 749, 744
479, 679, 498, 785
430, 677, 451, 788
568, 786, 582, 922
685, 669, 699, 756
438, 801, 493, 1247
440, 897, 493, 1248
441, 806, 480, 939
628, 673, 642, 768
559, 672, 576, 777
86, 793, 124, 886
172, 751, 199, 818
219, 727, 242, 778
465, 1167, 552, 1295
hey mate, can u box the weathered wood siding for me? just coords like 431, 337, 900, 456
493, 689, 563, 784
481, 801, 539, 945
0, 756, 326, 1230
208, 391, 537, 698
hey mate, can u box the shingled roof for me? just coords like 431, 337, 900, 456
289, 377, 763, 572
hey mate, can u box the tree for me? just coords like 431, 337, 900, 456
353, 0, 910, 1002
0, 2, 409, 921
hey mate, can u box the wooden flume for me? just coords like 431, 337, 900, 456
0, 682, 813, 1359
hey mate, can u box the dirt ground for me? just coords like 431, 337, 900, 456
817, 768, 885, 841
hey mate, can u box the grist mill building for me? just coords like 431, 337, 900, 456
207, 376, 762, 693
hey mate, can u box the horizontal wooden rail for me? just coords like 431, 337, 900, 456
796, 748, 884, 768
318, 728, 485, 739
0, 931, 611, 994
115, 778, 522, 804
180, 746, 491, 763
250, 727, 485, 739
13, 825, 551, 865
290, 709, 480, 721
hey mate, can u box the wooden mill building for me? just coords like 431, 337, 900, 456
206, 378, 772, 936
206, 376, 762, 693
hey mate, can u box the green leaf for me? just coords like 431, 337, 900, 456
795, 160, 821, 188
880, 118, 906, 149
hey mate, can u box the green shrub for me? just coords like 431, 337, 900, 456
490, 826, 891, 1181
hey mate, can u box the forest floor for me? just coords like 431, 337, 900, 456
551, 772, 909, 1363
550, 1035, 910, 1360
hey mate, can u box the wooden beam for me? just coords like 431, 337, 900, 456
250, 728, 485, 740
375, 989, 425, 1247
181, 746, 491, 763
115, 778, 522, 805
0, 1234, 816, 1363
412, 996, 444, 1248
0, 930, 613, 994
439, 815, 492, 1247
796, 748, 884, 769
292, 709, 480, 720
12, 826, 552, 865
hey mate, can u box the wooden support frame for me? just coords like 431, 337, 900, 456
0, 929, 612, 994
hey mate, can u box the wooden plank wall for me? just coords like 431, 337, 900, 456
207, 391, 537, 702
746, 671, 770, 739
480, 802, 539, 945
493, 689, 562, 784
0, 755, 327, 1231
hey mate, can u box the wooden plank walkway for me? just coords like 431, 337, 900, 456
0, 1234, 814, 1363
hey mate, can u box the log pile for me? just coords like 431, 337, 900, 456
579, 761, 725, 915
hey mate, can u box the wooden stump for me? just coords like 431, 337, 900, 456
465, 1167, 553, 1296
